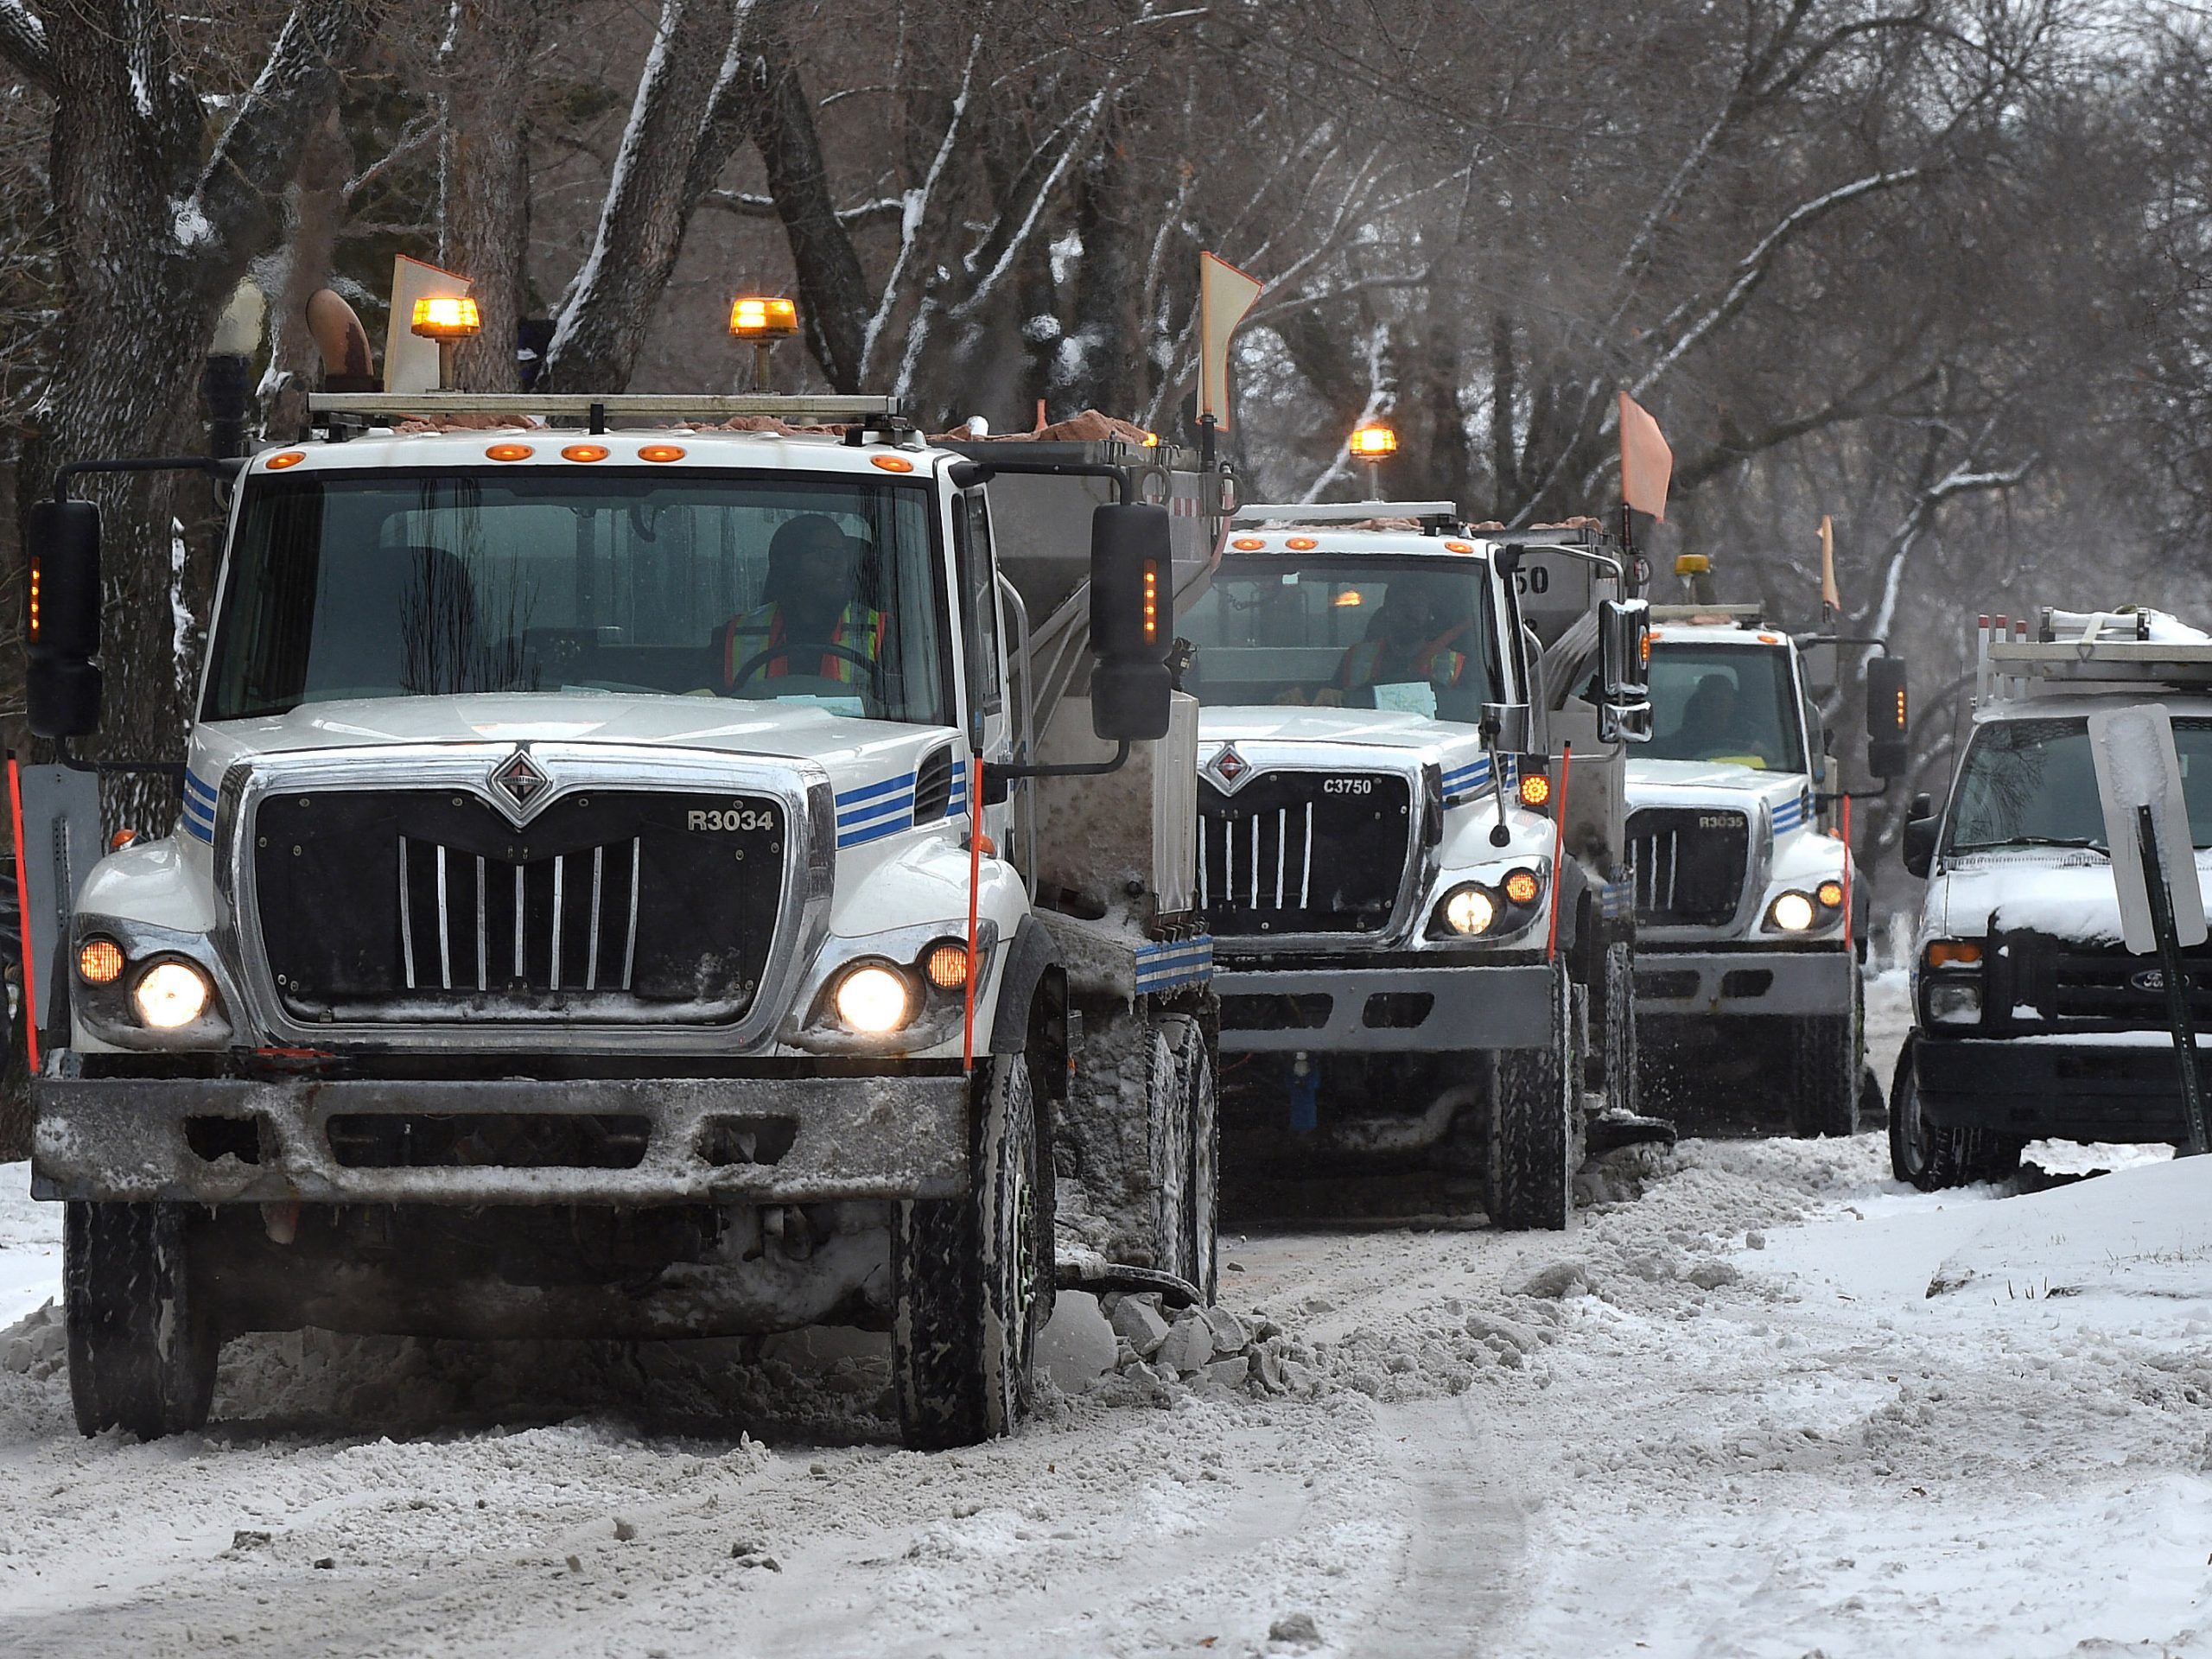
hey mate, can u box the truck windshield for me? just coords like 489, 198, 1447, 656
1645, 644, 1805, 772
1947, 716, 2212, 854
204, 472, 950, 725
1179, 556, 1499, 720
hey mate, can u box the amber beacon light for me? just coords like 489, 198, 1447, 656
730, 296, 799, 391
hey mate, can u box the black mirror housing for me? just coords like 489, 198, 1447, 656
1092, 658, 1171, 741
25, 499, 104, 738
28, 658, 102, 740
1090, 503, 1173, 661
1902, 811, 1938, 879
1090, 502, 1173, 741
28, 499, 102, 661
1866, 656, 1908, 765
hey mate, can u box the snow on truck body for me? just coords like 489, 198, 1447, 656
1904, 610, 2212, 1166
1180, 506, 1652, 1229
24, 399, 1224, 1446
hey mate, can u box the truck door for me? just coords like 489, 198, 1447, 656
953, 490, 1014, 848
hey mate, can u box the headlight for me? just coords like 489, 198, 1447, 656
1442, 886, 1498, 937
133, 960, 212, 1029
1926, 982, 1981, 1025
835, 963, 913, 1033
1766, 891, 1817, 932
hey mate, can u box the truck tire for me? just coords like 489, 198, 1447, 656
1488, 962, 1580, 1230
1161, 1015, 1219, 1304
1599, 940, 1638, 1121
1789, 971, 1861, 1138
64, 1201, 219, 1440
1890, 1039, 2025, 1190
892, 1053, 1049, 1449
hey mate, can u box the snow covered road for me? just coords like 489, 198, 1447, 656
5, 1048, 2212, 1654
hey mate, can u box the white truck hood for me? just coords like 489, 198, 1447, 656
1626, 757, 1802, 798
1197, 705, 1464, 754
1932, 850, 2212, 946
198, 694, 937, 769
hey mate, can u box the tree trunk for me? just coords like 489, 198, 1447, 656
441, 0, 546, 394
538, 0, 739, 393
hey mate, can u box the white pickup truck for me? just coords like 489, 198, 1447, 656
1179, 504, 1651, 1229
21, 380, 1223, 1449
1896, 608, 2212, 1185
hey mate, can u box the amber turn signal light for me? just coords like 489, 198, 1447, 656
1503, 869, 1540, 905
78, 938, 124, 985
1518, 772, 1552, 809
923, 942, 970, 991
1816, 880, 1846, 908
1924, 939, 1982, 968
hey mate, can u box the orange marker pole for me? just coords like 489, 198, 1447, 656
10, 759, 38, 1072
963, 758, 982, 1074
1546, 742, 1572, 963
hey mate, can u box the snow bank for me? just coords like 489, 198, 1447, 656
1927, 1153, 2212, 1301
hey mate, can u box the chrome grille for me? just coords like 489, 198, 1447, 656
397, 835, 641, 993
1198, 772, 1410, 936
1630, 807, 1749, 927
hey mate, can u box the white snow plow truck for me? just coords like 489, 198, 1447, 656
1179, 505, 1653, 1230
21, 374, 1223, 1448
1895, 608, 2212, 1187
1628, 556, 1909, 1136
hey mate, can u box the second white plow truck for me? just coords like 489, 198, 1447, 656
1180, 505, 1653, 1229
22, 372, 1222, 1448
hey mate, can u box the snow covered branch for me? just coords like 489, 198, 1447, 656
0, 0, 50, 92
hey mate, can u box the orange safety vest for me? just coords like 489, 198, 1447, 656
722, 602, 887, 687
1334, 631, 1469, 691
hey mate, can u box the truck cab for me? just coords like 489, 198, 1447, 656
22, 386, 1222, 1448
1897, 608, 2212, 1186
1627, 605, 1866, 1133
1179, 504, 1650, 1230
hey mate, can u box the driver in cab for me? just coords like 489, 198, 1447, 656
1677, 672, 1771, 766
1281, 577, 1471, 706
719, 514, 886, 693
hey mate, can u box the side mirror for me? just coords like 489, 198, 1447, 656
1902, 809, 1938, 879
1866, 655, 1909, 779
1090, 502, 1173, 741
25, 499, 104, 739
1481, 701, 1532, 753
1597, 598, 1653, 743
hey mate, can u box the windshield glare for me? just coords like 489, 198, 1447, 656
1179, 557, 1499, 721
1645, 644, 1805, 771
1947, 716, 2212, 853
206, 473, 949, 725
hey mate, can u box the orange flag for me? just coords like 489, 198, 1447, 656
1198, 252, 1265, 432
1618, 391, 1673, 521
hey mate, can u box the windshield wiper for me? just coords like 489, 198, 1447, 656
1948, 835, 2107, 855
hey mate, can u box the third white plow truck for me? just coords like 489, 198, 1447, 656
21, 310, 1223, 1446
1179, 505, 1654, 1229
1628, 554, 1908, 1136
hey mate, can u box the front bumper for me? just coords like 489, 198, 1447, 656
1916, 1036, 2198, 1144
1215, 961, 1553, 1053
31, 1071, 970, 1205
1634, 947, 1852, 1018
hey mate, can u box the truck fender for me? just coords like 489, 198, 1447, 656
988, 916, 1061, 1058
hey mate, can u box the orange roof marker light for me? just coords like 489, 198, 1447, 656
728, 296, 798, 338
1348, 423, 1397, 459
1230, 536, 1266, 550
561, 443, 609, 463
638, 443, 686, 463
264, 450, 306, 470
486, 443, 534, 462
410, 295, 481, 339
870, 454, 915, 474
1285, 535, 1319, 551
